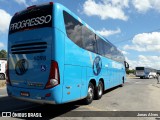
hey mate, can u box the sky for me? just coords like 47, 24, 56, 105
0, 0, 160, 70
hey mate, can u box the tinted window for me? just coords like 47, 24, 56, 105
111, 47, 119, 61
101, 41, 112, 59
82, 26, 97, 53
97, 36, 105, 56
96, 35, 124, 63
119, 52, 125, 63
63, 11, 82, 48
63, 11, 124, 63
9, 4, 53, 34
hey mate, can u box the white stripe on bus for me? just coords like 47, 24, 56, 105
15, 54, 19, 61
22, 54, 27, 60
88, 51, 93, 65
9, 54, 15, 68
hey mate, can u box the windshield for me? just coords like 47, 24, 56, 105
9, 4, 53, 34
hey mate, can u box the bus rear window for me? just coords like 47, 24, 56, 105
136, 67, 144, 70
9, 4, 53, 34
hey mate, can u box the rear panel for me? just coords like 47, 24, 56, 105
7, 3, 66, 104
8, 4, 54, 89
8, 28, 52, 89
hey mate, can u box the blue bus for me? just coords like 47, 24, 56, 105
7, 2, 129, 104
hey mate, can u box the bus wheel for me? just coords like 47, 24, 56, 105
83, 82, 94, 104
0, 74, 5, 80
95, 81, 103, 99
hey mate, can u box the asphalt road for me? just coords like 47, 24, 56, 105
0, 78, 160, 120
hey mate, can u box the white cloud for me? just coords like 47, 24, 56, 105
124, 32, 160, 52
0, 42, 4, 48
126, 55, 160, 70
121, 50, 129, 55
97, 28, 121, 37
132, 0, 160, 13
82, 0, 128, 21
0, 9, 12, 33
14, 0, 28, 7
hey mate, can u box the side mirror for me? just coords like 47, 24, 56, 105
124, 61, 129, 69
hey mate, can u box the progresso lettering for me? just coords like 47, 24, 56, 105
10, 15, 52, 31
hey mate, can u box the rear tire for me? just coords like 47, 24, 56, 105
95, 81, 103, 100
83, 82, 94, 105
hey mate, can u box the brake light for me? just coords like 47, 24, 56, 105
6, 61, 11, 86
45, 61, 60, 89
49, 2, 53, 5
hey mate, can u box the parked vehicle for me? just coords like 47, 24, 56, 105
7, 2, 129, 104
135, 67, 157, 79
0, 59, 7, 80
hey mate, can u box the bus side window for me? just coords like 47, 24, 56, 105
96, 36, 105, 56
63, 11, 83, 48
104, 43, 112, 59
82, 26, 97, 53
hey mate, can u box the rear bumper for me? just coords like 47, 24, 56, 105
7, 85, 62, 104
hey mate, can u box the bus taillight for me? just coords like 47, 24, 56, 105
45, 61, 60, 89
6, 61, 11, 86
49, 2, 54, 5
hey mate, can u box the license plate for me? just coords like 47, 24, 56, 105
20, 91, 30, 97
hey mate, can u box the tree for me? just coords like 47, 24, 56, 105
0, 49, 7, 58
126, 69, 135, 74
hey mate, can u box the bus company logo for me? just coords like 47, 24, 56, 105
93, 56, 102, 76
15, 59, 29, 75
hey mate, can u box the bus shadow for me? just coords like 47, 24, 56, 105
0, 96, 80, 119
0, 96, 37, 113
14, 102, 80, 119
0, 86, 121, 119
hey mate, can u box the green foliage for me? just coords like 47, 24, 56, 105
0, 49, 7, 58
126, 69, 135, 74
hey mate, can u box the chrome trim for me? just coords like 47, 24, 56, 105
11, 96, 55, 104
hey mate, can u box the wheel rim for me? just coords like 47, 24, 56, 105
88, 86, 93, 101
98, 83, 103, 96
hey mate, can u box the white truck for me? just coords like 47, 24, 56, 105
0, 59, 7, 80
